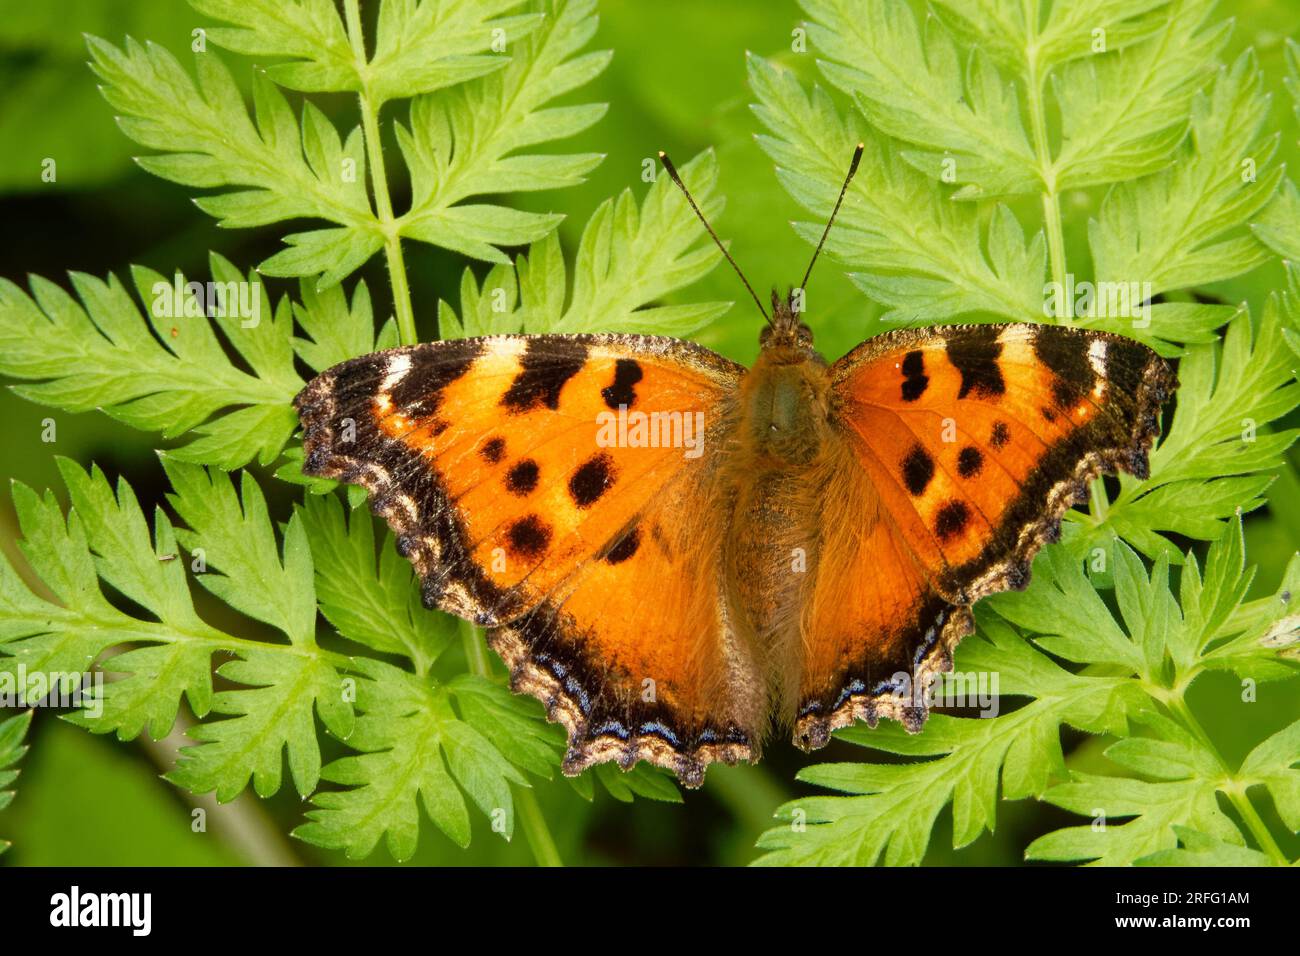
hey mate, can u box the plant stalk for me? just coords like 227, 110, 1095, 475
343, 0, 418, 346
459, 618, 565, 867
1166, 695, 1287, 864
1024, 40, 1068, 322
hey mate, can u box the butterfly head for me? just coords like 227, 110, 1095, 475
760, 288, 815, 354
658, 143, 863, 360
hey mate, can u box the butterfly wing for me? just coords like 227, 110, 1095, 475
795, 323, 1175, 745
296, 335, 763, 786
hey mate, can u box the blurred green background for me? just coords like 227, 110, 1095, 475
0, 0, 1297, 866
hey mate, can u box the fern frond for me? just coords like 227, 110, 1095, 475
87, 0, 603, 284
396, 0, 609, 262
1254, 37, 1300, 261
437, 149, 730, 337
87, 35, 380, 283
802, 0, 1039, 198
1089, 51, 1281, 296
0, 461, 549, 854
931, 0, 1172, 73
755, 611, 1150, 865
749, 54, 1045, 324
1052, 0, 1228, 190
0, 253, 301, 470
296, 493, 455, 671
0, 710, 33, 855
190, 0, 539, 105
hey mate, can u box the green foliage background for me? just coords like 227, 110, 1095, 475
0, 0, 1296, 866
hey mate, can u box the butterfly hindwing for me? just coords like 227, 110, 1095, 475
794, 323, 1175, 743
296, 334, 763, 786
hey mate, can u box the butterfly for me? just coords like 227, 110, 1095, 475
296, 146, 1176, 788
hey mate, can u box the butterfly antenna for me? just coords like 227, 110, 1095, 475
658, 150, 769, 324
799, 142, 865, 292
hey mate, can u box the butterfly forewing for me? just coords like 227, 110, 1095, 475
296, 333, 765, 787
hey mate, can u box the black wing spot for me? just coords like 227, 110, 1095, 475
505, 459, 540, 496
481, 436, 506, 463
569, 453, 616, 508
601, 359, 643, 410
990, 421, 1010, 449
506, 515, 551, 558
902, 444, 935, 496
603, 526, 641, 564
901, 350, 929, 402
946, 327, 1005, 399
501, 341, 587, 414
935, 500, 970, 540
957, 445, 983, 478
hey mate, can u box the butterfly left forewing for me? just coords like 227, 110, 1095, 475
297, 334, 765, 787
794, 323, 1175, 744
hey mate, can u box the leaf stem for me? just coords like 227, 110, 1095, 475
514, 785, 564, 867
1088, 476, 1109, 523
1166, 695, 1288, 864
343, 0, 418, 346
459, 619, 565, 867
1024, 42, 1068, 321
459, 617, 493, 678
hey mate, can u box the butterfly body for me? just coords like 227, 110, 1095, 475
725, 310, 838, 727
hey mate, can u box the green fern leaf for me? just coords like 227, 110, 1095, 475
294, 659, 529, 860
162, 459, 318, 644
167, 647, 354, 801
396, 0, 608, 262
930, 0, 1172, 74
0, 253, 302, 470
1254, 38, 1300, 260
803, 0, 1038, 198
439, 149, 730, 337
1137, 826, 1273, 866
296, 493, 454, 670
1238, 718, 1300, 833
191, 0, 540, 105
0, 710, 33, 855
749, 52, 1044, 324
1052, 0, 1227, 190
87, 35, 380, 282
1089, 51, 1281, 296
754, 611, 1150, 865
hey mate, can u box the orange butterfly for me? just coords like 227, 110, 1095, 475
296, 147, 1175, 788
